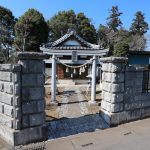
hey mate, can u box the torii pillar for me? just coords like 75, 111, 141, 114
51, 54, 57, 105
89, 55, 97, 105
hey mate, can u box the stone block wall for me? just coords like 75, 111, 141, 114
0, 52, 49, 146
0, 65, 21, 127
18, 58, 45, 128
0, 64, 21, 145
101, 57, 150, 126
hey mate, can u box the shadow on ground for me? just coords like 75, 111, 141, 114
47, 113, 109, 140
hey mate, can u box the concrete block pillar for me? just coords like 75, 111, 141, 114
100, 57, 128, 126
0, 52, 50, 147
15, 52, 49, 146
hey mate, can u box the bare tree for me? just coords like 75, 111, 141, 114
145, 34, 150, 50
129, 34, 146, 51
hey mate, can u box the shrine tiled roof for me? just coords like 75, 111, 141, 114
44, 29, 101, 50
47, 46, 97, 50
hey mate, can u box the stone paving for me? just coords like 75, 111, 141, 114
56, 86, 90, 118
47, 86, 109, 140
57, 87, 69, 118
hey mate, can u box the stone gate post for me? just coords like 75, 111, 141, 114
16, 52, 49, 146
100, 57, 127, 126
0, 52, 50, 146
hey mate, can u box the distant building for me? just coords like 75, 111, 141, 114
129, 51, 150, 65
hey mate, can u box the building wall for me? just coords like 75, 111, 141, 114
128, 55, 149, 65
101, 57, 150, 126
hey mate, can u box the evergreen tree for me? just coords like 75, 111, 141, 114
0, 5, 16, 59
113, 41, 129, 57
116, 28, 131, 42
98, 6, 123, 55
130, 11, 149, 35
107, 6, 123, 32
47, 10, 97, 43
14, 9, 49, 52
48, 10, 76, 42
76, 13, 97, 43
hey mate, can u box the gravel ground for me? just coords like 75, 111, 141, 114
45, 85, 101, 120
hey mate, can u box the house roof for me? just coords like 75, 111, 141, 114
44, 29, 101, 50
129, 50, 150, 56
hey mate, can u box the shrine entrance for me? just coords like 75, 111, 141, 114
43, 52, 108, 105
41, 29, 109, 140
41, 29, 108, 104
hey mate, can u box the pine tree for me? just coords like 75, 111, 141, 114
107, 6, 123, 32
130, 11, 149, 35
47, 10, 97, 43
113, 41, 129, 57
14, 9, 49, 52
0, 5, 16, 59
76, 13, 97, 44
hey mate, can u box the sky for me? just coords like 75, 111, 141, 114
0, 0, 150, 49
0, 0, 150, 29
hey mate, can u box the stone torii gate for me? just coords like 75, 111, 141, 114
45, 49, 108, 105
51, 55, 97, 105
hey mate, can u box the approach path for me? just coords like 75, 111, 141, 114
46, 85, 109, 140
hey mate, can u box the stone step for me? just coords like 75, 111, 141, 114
45, 79, 76, 85
47, 114, 109, 140
57, 80, 76, 85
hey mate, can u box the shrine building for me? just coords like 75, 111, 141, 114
40, 29, 109, 84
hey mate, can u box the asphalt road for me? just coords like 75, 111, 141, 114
46, 118, 150, 150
